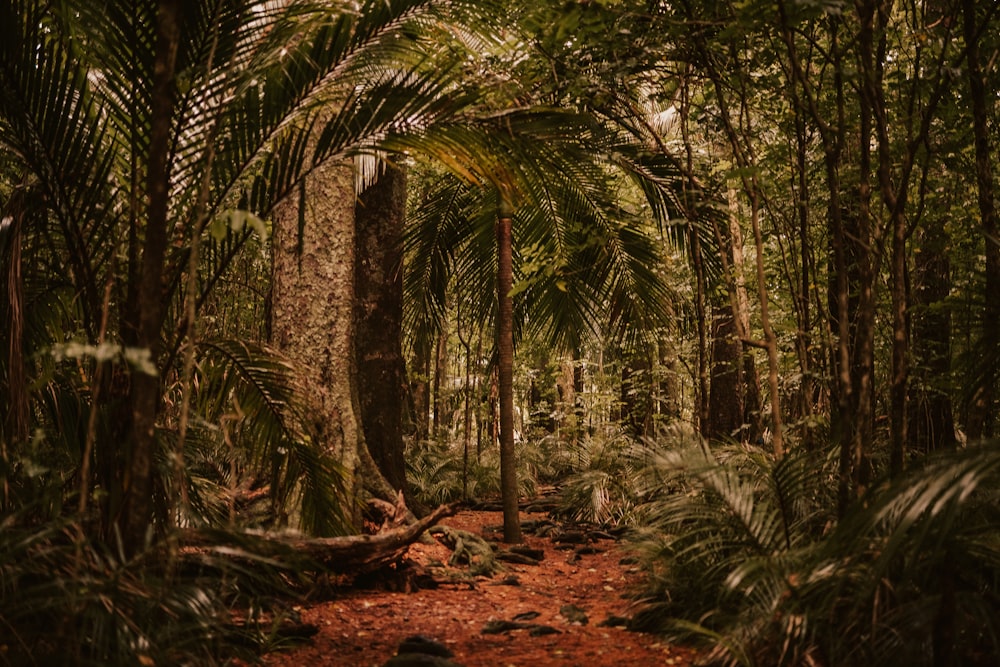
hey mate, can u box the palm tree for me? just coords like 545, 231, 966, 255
396, 103, 694, 537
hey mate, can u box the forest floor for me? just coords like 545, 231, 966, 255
260, 508, 696, 667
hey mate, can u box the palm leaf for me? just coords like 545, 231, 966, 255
195, 340, 350, 536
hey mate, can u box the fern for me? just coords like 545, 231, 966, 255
628, 431, 1000, 667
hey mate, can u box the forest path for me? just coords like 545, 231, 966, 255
262, 509, 695, 667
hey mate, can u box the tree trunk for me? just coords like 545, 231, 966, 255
455, 295, 475, 498
707, 301, 743, 442
909, 219, 956, 454
182, 502, 456, 576
123, 0, 181, 552
2, 198, 26, 510
409, 341, 431, 443
432, 325, 448, 438
961, 0, 999, 441
355, 164, 409, 495
271, 158, 394, 531
496, 202, 522, 544
621, 353, 653, 439
792, 95, 816, 448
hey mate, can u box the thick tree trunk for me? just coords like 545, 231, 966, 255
355, 164, 409, 495
496, 203, 522, 544
271, 159, 395, 530
183, 502, 456, 575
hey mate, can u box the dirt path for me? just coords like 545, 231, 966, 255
262, 509, 694, 667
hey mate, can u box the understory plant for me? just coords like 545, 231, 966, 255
0, 512, 313, 666
405, 436, 539, 506
628, 428, 1000, 666
554, 431, 643, 525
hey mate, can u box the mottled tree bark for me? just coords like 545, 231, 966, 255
272, 161, 363, 526
272, 158, 398, 529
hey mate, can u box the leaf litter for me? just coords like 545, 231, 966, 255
261, 509, 695, 667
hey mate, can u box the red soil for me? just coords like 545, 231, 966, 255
261, 509, 694, 667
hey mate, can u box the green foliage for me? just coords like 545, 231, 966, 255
629, 433, 1000, 666
554, 433, 642, 525
190, 340, 349, 536
0, 513, 314, 666
406, 436, 540, 508
0, 0, 506, 529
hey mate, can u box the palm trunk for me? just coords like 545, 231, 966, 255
496, 200, 522, 544
123, 0, 181, 552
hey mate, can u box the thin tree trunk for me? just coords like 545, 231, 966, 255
789, 82, 816, 447
699, 50, 785, 458
2, 200, 26, 509
496, 201, 522, 544
962, 0, 999, 440
909, 219, 956, 453
123, 0, 181, 552
679, 78, 710, 436
432, 325, 448, 438
456, 295, 473, 499
410, 342, 431, 443
776, 0, 862, 505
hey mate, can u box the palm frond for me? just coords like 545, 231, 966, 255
195, 340, 349, 535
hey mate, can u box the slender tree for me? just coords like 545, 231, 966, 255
961, 0, 1000, 441
496, 197, 522, 543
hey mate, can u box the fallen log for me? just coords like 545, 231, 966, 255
181, 502, 457, 575
288, 503, 457, 573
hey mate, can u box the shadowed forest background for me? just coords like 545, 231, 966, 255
2, 0, 1000, 665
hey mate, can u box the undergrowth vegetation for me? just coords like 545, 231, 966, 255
0, 514, 315, 666
408, 424, 1000, 665
618, 428, 1000, 667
